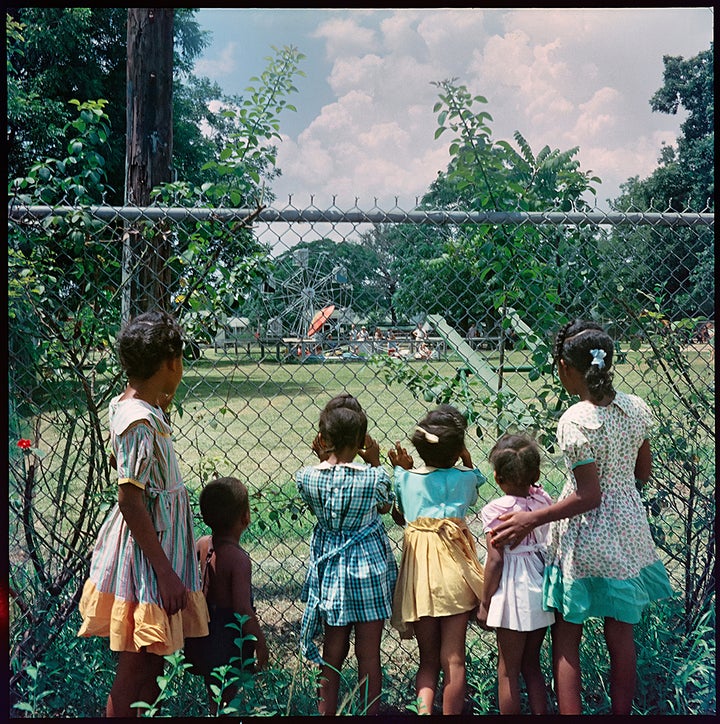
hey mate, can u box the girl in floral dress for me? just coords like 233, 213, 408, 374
490, 319, 673, 715
297, 393, 397, 716
78, 311, 209, 717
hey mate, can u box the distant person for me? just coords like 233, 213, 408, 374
414, 341, 433, 360
185, 477, 269, 714
387, 330, 399, 356
77, 311, 209, 717
490, 320, 673, 715
389, 405, 485, 715
467, 322, 478, 349
412, 322, 427, 341
478, 433, 554, 715
297, 393, 398, 715
374, 327, 385, 340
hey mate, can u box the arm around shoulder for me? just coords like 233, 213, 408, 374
490, 462, 601, 548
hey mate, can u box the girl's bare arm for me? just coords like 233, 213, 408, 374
490, 462, 601, 548
118, 483, 188, 615
477, 532, 503, 629
634, 439, 652, 483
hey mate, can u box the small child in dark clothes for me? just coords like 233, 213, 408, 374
185, 476, 269, 713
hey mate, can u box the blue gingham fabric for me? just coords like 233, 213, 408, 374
296, 462, 398, 663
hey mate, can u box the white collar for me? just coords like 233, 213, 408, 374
313, 460, 367, 470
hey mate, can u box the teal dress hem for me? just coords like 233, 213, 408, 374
543, 559, 673, 624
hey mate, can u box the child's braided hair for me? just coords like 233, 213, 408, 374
553, 319, 615, 402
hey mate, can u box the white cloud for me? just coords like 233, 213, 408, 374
193, 41, 238, 78
312, 16, 379, 57
196, 7, 712, 210
572, 87, 621, 141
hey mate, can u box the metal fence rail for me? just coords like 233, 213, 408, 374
8, 200, 715, 715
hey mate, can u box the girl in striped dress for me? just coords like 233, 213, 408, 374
78, 311, 209, 717
297, 393, 398, 716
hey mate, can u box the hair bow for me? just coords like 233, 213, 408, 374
590, 348, 606, 369
415, 426, 439, 443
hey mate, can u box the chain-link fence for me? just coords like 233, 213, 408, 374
8, 199, 715, 714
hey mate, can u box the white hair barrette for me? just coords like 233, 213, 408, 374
590, 348, 607, 369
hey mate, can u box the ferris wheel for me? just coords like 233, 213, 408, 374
263, 248, 354, 338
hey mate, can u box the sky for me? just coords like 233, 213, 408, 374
192, 6, 713, 212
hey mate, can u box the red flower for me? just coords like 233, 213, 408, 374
17, 439, 32, 450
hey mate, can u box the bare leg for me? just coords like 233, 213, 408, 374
521, 627, 549, 714
551, 615, 583, 715
354, 620, 385, 715
495, 628, 526, 714
604, 618, 636, 715
413, 617, 441, 714
438, 612, 470, 715
318, 623, 351, 716
106, 650, 164, 717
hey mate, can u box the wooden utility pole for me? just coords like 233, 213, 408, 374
122, 8, 174, 319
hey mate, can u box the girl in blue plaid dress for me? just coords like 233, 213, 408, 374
296, 393, 398, 715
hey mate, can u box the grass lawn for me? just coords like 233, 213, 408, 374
9, 339, 714, 716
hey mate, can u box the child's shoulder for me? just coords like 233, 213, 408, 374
224, 544, 252, 573
196, 534, 212, 546
483, 494, 519, 512
110, 396, 166, 435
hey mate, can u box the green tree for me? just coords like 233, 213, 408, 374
5, 8, 242, 202
389, 79, 602, 337
8, 42, 305, 693
610, 44, 713, 319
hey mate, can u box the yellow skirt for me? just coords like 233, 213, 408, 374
77, 579, 209, 655
391, 517, 484, 639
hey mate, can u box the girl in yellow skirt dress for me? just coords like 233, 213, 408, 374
77, 311, 209, 717
389, 404, 485, 715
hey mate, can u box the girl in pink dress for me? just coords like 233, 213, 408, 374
478, 433, 554, 714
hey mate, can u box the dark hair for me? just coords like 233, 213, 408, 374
200, 477, 249, 534
117, 310, 184, 380
319, 393, 367, 451
489, 433, 541, 489
411, 404, 467, 468
553, 319, 615, 402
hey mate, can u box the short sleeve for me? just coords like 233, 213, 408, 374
374, 467, 395, 506
470, 467, 486, 505
393, 467, 407, 514
480, 497, 515, 533
557, 418, 595, 469
115, 421, 154, 489
634, 395, 656, 436
296, 468, 311, 504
